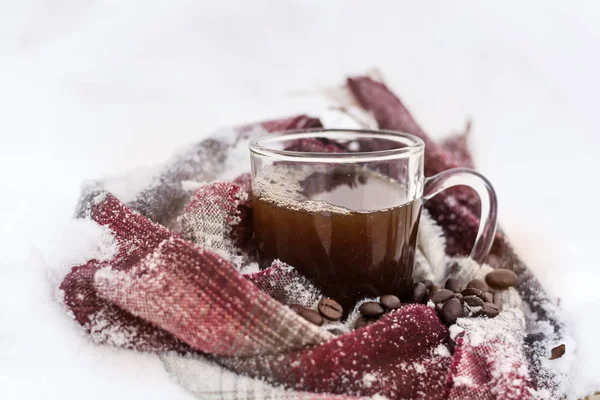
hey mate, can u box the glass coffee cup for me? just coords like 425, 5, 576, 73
249, 129, 497, 311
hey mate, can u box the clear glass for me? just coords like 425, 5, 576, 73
249, 129, 497, 309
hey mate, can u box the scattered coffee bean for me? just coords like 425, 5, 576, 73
317, 297, 343, 321
354, 317, 368, 329
431, 288, 454, 304
298, 308, 324, 326
462, 287, 484, 299
380, 294, 402, 310
354, 316, 377, 330
467, 279, 489, 292
452, 293, 463, 301
289, 304, 304, 313
485, 269, 518, 289
463, 295, 484, 308
431, 276, 506, 323
481, 302, 500, 318
427, 284, 442, 301
493, 292, 503, 310
359, 301, 385, 317
549, 344, 566, 360
412, 282, 428, 303
422, 279, 434, 290
445, 277, 461, 293
483, 292, 494, 303
440, 298, 463, 326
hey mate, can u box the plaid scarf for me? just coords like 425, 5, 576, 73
59, 77, 570, 399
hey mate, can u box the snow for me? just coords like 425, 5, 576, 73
45, 218, 117, 286
1, 1, 600, 399
434, 344, 452, 358
362, 373, 378, 388
453, 376, 475, 387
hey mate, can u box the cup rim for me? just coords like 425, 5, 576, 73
249, 128, 425, 163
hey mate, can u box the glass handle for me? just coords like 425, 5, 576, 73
422, 168, 498, 264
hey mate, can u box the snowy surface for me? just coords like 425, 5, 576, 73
1, 1, 599, 399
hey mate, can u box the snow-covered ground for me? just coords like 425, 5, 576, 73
1, 1, 599, 398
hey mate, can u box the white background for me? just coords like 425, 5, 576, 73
1, 1, 599, 398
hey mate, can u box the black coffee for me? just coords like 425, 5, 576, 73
253, 169, 422, 311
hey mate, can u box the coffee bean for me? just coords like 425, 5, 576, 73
493, 292, 503, 309
412, 282, 428, 303
467, 279, 489, 292
549, 344, 566, 360
431, 288, 454, 304
354, 316, 377, 330
440, 298, 463, 325
481, 302, 500, 318
462, 288, 484, 299
463, 295, 484, 308
427, 284, 442, 301
354, 317, 368, 329
445, 278, 461, 293
298, 308, 324, 326
483, 292, 494, 303
380, 294, 402, 310
422, 279, 434, 290
359, 301, 385, 317
485, 269, 518, 289
289, 304, 304, 313
317, 298, 343, 321
452, 293, 464, 305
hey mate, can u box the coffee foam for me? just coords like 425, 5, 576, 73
253, 165, 352, 214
